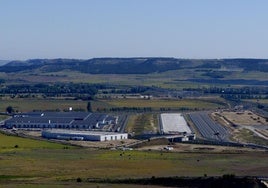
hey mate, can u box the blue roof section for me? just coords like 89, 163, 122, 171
5, 112, 116, 127
8, 117, 74, 124
42, 112, 90, 119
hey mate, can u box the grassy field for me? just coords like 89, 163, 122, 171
2, 68, 268, 89
93, 98, 226, 111
233, 128, 268, 146
0, 133, 267, 187
0, 97, 226, 113
126, 113, 158, 135
0, 70, 205, 89
1, 147, 268, 185
243, 99, 268, 104
0, 98, 87, 112
0, 132, 75, 152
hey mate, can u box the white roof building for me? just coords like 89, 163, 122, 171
42, 129, 128, 141
160, 113, 192, 134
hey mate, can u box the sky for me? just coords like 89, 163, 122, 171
1, 0, 268, 60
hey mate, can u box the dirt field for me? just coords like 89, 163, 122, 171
217, 110, 267, 126
137, 142, 267, 153
212, 110, 268, 145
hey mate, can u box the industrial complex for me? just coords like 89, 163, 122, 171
3, 112, 205, 142
3, 112, 129, 141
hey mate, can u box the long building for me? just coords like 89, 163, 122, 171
160, 113, 195, 141
4, 112, 118, 130
160, 113, 192, 134
42, 129, 128, 141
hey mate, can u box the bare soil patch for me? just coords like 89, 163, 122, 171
217, 110, 267, 126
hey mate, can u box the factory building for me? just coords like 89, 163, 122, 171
160, 113, 192, 134
4, 112, 117, 130
42, 129, 128, 141
160, 113, 195, 141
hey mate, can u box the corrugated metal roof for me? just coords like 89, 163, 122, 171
5, 112, 116, 127
161, 113, 192, 134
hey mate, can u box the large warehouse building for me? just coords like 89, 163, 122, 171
4, 112, 118, 130
42, 129, 128, 141
160, 113, 192, 134
160, 113, 195, 141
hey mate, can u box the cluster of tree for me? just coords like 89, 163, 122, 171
87, 174, 264, 188
186, 78, 268, 86
221, 94, 267, 101
101, 86, 152, 95
96, 107, 153, 112
6, 106, 14, 114
0, 83, 100, 97
95, 107, 197, 112
184, 86, 268, 95
201, 71, 231, 79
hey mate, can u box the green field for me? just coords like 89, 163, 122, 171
126, 113, 158, 135
2, 68, 268, 89
234, 128, 268, 146
93, 98, 227, 111
0, 98, 87, 113
0, 132, 75, 152
0, 133, 268, 187
243, 99, 268, 104
0, 97, 227, 113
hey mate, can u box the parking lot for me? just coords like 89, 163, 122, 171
189, 112, 229, 142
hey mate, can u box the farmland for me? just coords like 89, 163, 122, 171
0, 132, 76, 152
0, 97, 227, 113
0, 133, 268, 187
1, 58, 268, 90
0, 58, 268, 187
92, 98, 227, 111
0, 98, 87, 113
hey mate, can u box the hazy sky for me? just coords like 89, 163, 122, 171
1, 0, 268, 60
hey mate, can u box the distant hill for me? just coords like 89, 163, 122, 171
0, 58, 267, 74
0, 60, 11, 66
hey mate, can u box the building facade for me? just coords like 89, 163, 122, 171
42, 129, 128, 141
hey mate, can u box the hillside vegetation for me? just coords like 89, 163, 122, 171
1, 58, 268, 74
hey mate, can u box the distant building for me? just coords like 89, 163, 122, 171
4, 112, 117, 130
42, 129, 128, 141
